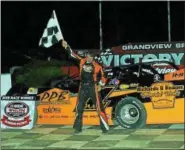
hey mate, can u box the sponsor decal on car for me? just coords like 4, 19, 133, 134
137, 82, 184, 109
38, 88, 70, 104
119, 84, 129, 90
109, 78, 120, 85
43, 107, 61, 113
129, 83, 139, 88
164, 69, 185, 81
154, 67, 176, 74
27, 87, 38, 94
142, 68, 154, 75
83, 99, 111, 110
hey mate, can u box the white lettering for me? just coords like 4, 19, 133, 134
155, 67, 176, 74
100, 53, 184, 67
143, 54, 157, 62
122, 45, 127, 50
131, 54, 143, 64
145, 45, 150, 49
121, 43, 179, 50
120, 55, 131, 65
150, 44, 157, 49
101, 55, 113, 66
159, 54, 172, 62
114, 55, 119, 66
133, 45, 138, 50
138, 45, 145, 49
158, 44, 163, 49
171, 53, 184, 65
163, 44, 172, 49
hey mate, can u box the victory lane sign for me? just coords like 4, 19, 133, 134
1, 96, 36, 129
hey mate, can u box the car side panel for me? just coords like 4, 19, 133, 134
145, 98, 184, 124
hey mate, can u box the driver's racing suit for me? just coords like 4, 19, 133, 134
65, 45, 109, 132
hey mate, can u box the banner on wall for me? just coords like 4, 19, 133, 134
1, 96, 36, 129
100, 52, 184, 66
95, 41, 185, 75
64, 41, 184, 76
118, 41, 184, 51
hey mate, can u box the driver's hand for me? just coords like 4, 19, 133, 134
62, 40, 68, 49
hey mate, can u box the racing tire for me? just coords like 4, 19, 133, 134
115, 96, 147, 129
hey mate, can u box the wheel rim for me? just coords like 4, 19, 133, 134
120, 104, 140, 124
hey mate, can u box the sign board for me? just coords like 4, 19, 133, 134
1, 96, 36, 129
67, 41, 184, 76
106, 41, 184, 69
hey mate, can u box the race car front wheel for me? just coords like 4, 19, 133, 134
115, 96, 147, 129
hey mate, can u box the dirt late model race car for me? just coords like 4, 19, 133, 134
3, 61, 185, 129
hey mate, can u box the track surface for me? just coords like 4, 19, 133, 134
1, 124, 184, 149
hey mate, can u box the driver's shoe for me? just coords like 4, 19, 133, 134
73, 129, 82, 134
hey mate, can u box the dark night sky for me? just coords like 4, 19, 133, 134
2, 1, 184, 50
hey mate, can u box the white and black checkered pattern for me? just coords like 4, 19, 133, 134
39, 10, 63, 48
100, 48, 113, 55
94, 48, 113, 64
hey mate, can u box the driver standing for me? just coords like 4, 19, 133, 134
62, 40, 109, 134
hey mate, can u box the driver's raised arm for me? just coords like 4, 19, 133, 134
61, 40, 82, 60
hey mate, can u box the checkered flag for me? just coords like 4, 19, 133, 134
100, 48, 113, 55
94, 48, 113, 64
39, 10, 63, 48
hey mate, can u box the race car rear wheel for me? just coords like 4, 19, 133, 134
115, 96, 147, 129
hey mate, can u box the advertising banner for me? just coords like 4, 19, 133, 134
1, 96, 36, 129
64, 41, 184, 76
113, 42, 184, 63
98, 41, 185, 75
119, 41, 184, 51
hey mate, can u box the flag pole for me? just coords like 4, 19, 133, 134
167, 0, 171, 42
99, 0, 103, 50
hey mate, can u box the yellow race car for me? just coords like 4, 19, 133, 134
4, 61, 184, 129
33, 67, 184, 129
